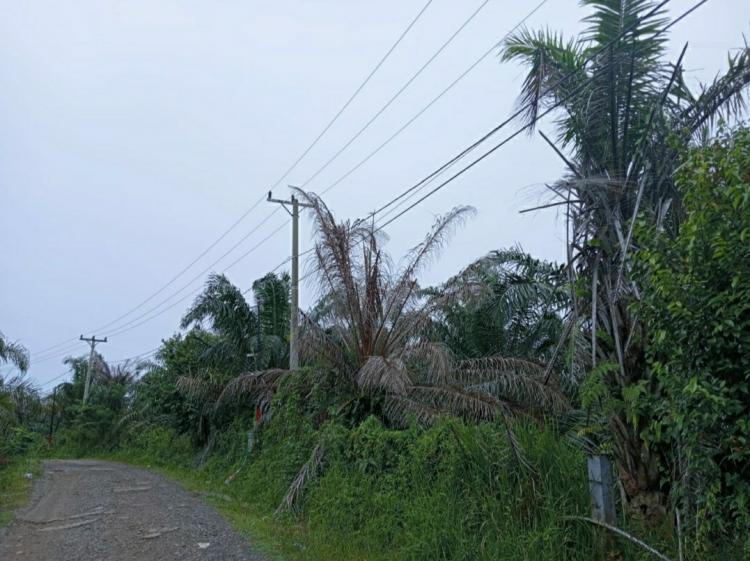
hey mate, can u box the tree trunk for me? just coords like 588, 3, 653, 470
611, 414, 665, 522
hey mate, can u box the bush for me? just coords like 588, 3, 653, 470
0, 426, 46, 461
119, 426, 194, 467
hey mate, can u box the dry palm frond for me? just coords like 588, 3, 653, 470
456, 356, 570, 413
382, 393, 442, 427
215, 369, 288, 410
298, 312, 349, 369
404, 341, 453, 385
275, 442, 325, 515
355, 356, 410, 395
407, 384, 507, 423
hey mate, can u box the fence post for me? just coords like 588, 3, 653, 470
587, 455, 616, 524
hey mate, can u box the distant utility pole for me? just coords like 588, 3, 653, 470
48, 386, 57, 443
267, 189, 313, 370
80, 334, 107, 404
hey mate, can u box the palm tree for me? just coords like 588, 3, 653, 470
221, 191, 569, 511
426, 247, 568, 365
0, 375, 40, 428
224, 191, 568, 433
0, 331, 29, 372
173, 272, 291, 448
501, 0, 750, 517
0, 332, 33, 433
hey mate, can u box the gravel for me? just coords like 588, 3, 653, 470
0, 459, 266, 561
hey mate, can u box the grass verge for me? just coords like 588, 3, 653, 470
0, 457, 41, 527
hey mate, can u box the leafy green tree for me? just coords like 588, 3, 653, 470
157, 272, 290, 447
636, 127, 750, 555
130, 334, 205, 432
502, 0, 750, 516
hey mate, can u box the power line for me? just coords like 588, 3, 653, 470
266, 0, 436, 193
38, 0, 709, 369
101, 219, 291, 340
30, 2, 434, 360
30, 195, 267, 358
317, 0, 552, 198
297, 0, 696, 282
298, 0, 493, 190
375, 2, 700, 230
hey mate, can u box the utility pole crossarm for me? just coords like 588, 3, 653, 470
79, 335, 107, 404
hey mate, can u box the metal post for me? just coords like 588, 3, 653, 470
80, 335, 107, 404
587, 454, 616, 524
48, 386, 57, 442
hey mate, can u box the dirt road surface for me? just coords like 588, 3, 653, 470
0, 459, 265, 561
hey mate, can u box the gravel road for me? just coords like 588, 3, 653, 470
0, 459, 265, 561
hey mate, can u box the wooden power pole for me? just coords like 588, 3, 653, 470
267, 190, 312, 370
80, 334, 107, 404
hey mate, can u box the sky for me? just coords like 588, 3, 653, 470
1, 0, 748, 389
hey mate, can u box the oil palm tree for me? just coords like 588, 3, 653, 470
0, 332, 32, 430
225, 191, 568, 424
0, 331, 29, 373
426, 247, 568, 364
501, 0, 750, 517
221, 190, 569, 511
174, 272, 291, 448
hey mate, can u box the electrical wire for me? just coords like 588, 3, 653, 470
317, 0, 552, 198
298, 0, 493, 189
29, 1, 435, 359
36, 0, 712, 370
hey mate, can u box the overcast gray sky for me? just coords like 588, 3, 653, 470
2, 0, 747, 389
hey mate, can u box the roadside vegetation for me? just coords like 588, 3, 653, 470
2, 2, 750, 560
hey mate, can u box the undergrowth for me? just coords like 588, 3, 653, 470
91, 374, 689, 561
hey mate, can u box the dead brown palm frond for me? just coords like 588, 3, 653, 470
404, 341, 453, 385
215, 369, 288, 410
355, 356, 410, 395
296, 188, 474, 377
275, 442, 325, 515
376, 207, 476, 352
407, 384, 508, 423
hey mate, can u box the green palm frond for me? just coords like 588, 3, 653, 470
0, 332, 30, 372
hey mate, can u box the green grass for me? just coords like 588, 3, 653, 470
0, 457, 41, 526
97, 417, 608, 561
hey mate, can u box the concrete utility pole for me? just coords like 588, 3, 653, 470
267, 190, 312, 370
80, 335, 107, 404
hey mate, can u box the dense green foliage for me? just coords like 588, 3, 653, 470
113, 372, 671, 561
502, 0, 749, 524
636, 127, 750, 555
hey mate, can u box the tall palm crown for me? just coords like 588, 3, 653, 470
216, 190, 569, 437
224, 191, 568, 427
427, 248, 568, 363
0, 331, 29, 373
502, 0, 750, 516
